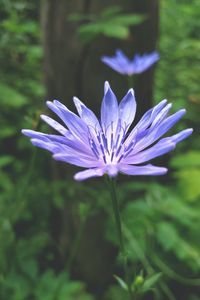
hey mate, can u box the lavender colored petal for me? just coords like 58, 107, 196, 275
74, 168, 105, 181
115, 50, 132, 74
101, 57, 125, 74
133, 52, 159, 74
149, 103, 172, 129
73, 97, 101, 132
124, 141, 175, 164
40, 115, 69, 136
118, 89, 136, 130
22, 129, 69, 144
116, 49, 130, 64
133, 109, 186, 153
168, 128, 193, 143
154, 128, 193, 146
23, 129, 93, 154
101, 82, 118, 132
119, 164, 168, 176
47, 100, 89, 143
30, 138, 64, 153
124, 99, 168, 147
53, 154, 102, 168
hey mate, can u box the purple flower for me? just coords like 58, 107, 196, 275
101, 50, 159, 75
22, 82, 192, 181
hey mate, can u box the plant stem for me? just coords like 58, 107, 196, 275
127, 75, 134, 89
108, 177, 133, 299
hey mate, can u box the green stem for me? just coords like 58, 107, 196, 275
127, 75, 134, 89
108, 177, 133, 299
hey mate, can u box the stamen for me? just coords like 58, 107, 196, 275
101, 132, 108, 152
89, 139, 100, 159
115, 144, 123, 157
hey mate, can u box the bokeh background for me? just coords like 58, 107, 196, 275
0, 0, 200, 299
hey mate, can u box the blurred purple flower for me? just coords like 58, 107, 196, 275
22, 82, 192, 181
101, 50, 159, 75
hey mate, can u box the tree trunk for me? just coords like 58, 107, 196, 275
40, 0, 82, 104
130, 0, 160, 119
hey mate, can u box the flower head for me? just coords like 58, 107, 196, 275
101, 50, 159, 76
22, 82, 192, 181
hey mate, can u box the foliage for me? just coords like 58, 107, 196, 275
69, 5, 145, 44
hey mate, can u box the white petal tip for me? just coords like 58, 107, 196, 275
40, 114, 46, 120
21, 129, 27, 134
128, 88, 135, 96
181, 108, 186, 114
104, 81, 110, 94
186, 128, 193, 135
162, 168, 168, 174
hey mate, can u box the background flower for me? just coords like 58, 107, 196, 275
101, 50, 159, 75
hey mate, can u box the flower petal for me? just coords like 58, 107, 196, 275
101, 56, 125, 74
119, 164, 168, 176
22, 129, 68, 144
47, 100, 89, 143
40, 115, 69, 136
118, 88, 136, 130
124, 99, 168, 147
133, 109, 186, 153
30, 138, 64, 153
74, 168, 105, 181
73, 97, 101, 131
124, 141, 175, 164
101, 81, 118, 131
165, 128, 193, 144
23, 129, 93, 154
133, 52, 159, 74
53, 153, 101, 168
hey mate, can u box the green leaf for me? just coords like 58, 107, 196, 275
0, 156, 14, 168
102, 24, 129, 39
0, 82, 27, 108
101, 6, 122, 18
112, 14, 145, 26
142, 273, 162, 292
156, 222, 179, 251
114, 275, 128, 291
176, 168, 200, 201
171, 151, 200, 169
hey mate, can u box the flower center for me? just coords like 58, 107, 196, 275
88, 121, 134, 164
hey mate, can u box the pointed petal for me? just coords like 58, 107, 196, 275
22, 129, 68, 144
30, 138, 63, 153
73, 97, 101, 131
118, 89, 136, 129
149, 103, 172, 129
133, 52, 159, 74
101, 82, 118, 131
119, 164, 168, 176
40, 115, 69, 136
74, 168, 105, 181
124, 141, 175, 164
47, 100, 89, 143
101, 57, 125, 74
133, 109, 186, 153
22, 129, 92, 154
53, 153, 101, 168
166, 128, 193, 144
124, 99, 168, 147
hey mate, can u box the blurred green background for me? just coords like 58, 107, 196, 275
0, 0, 200, 299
